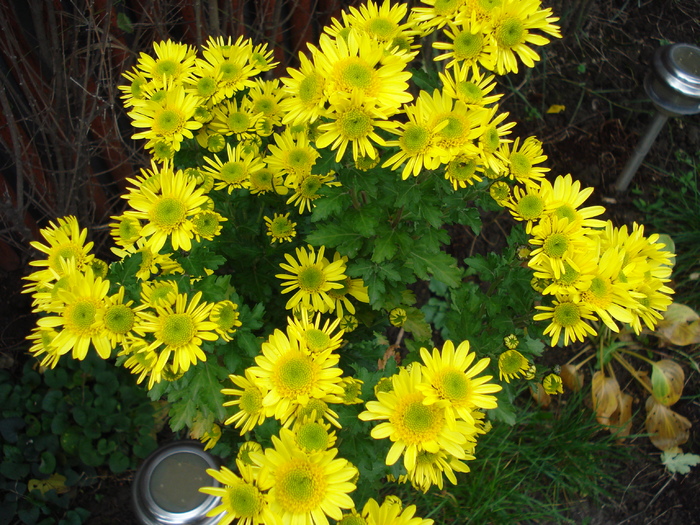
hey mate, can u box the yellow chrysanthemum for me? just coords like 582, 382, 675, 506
312, 31, 414, 114
35, 266, 111, 362
439, 62, 501, 107
489, 0, 561, 75
292, 416, 337, 453
209, 300, 242, 341
444, 153, 484, 189
528, 215, 594, 280
203, 143, 263, 193
135, 291, 218, 383
412, 0, 466, 31
342, 0, 416, 46
432, 14, 496, 70
192, 210, 227, 242
109, 214, 142, 248
400, 447, 472, 492
248, 329, 344, 425
266, 130, 319, 180
265, 213, 297, 244
316, 92, 398, 162
280, 51, 327, 126
361, 497, 433, 525
276, 245, 348, 312
129, 83, 202, 151
248, 78, 286, 126
286, 173, 341, 215
26, 216, 95, 282
252, 429, 357, 525
100, 286, 141, 350
222, 370, 269, 435
542, 373, 564, 395
498, 349, 529, 383
359, 365, 472, 472
418, 339, 501, 425
136, 39, 197, 85
287, 311, 344, 355
198, 36, 257, 98
495, 136, 549, 186
209, 98, 262, 140
123, 165, 208, 252
533, 298, 598, 346
200, 465, 277, 525
139, 279, 179, 308
27, 326, 61, 368
546, 174, 607, 229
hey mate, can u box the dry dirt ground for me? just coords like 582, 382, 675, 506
2, 0, 700, 524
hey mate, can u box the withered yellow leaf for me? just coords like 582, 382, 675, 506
546, 104, 566, 114
651, 359, 685, 406
655, 303, 700, 346
591, 371, 620, 426
28, 473, 68, 495
560, 364, 584, 392
645, 396, 692, 451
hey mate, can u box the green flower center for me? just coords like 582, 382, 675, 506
117, 217, 141, 244
160, 313, 195, 346
401, 398, 441, 435
276, 460, 326, 513
553, 302, 581, 327
338, 58, 375, 91
305, 328, 330, 353
240, 386, 263, 413
277, 354, 314, 393
287, 149, 314, 171
226, 482, 263, 518
207, 133, 226, 152
437, 369, 469, 401
509, 152, 532, 178
500, 350, 526, 375
253, 96, 276, 115
554, 204, 577, 223
154, 109, 184, 135
104, 304, 135, 335
66, 299, 98, 332
543, 233, 569, 258
193, 211, 220, 237
516, 194, 545, 220
154, 59, 178, 78
227, 112, 251, 134
219, 61, 241, 81
496, 18, 525, 48
295, 422, 329, 451
270, 216, 295, 238
558, 262, 580, 285
448, 157, 478, 181
457, 81, 483, 104
151, 197, 187, 229
482, 125, 500, 151
453, 31, 483, 60
297, 265, 325, 292
337, 108, 373, 140
150, 284, 176, 305
196, 76, 217, 97
299, 176, 323, 199
250, 168, 274, 191
213, 302, 238, 330
400, 124, 431, 154
220, 161, 247, 184
434, 0, 461, 16
299, 73, 324, 105
338, 514, 367, 525
367, 18, 396, 39
588, 276, 610, 301
48, 244, 84, 271
299, 399, 328, 420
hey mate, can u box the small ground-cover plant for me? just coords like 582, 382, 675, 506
20, 0, 677, 523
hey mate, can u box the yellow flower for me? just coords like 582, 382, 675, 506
198, 36, 256, 98
135, 291, 218, 383
292, 416, 337, 452
342, 0, 414, 45
286, 173, 341, 214
276, 245, 348, 312
543, 373, 564, 395
109, 214, 142, 248
432, 13, 496, 70
313, 31, 414, 115
35, 266, 111, 362
266, 130, 319, 180
389, 308, 407, 327
222, 370, 269, 435
192, 210, 226, 241
286, 311, 344, 355
496, 136, 549, 186
359, 365, 473, 472
418, 339, 501, 425
129, 83, 202, 151
490, 0, 561, 75
498, 349, 529, 383
439, 62, 502, 107
200, 465, 277, 525
361, 497, 433, 525
280, 52, 327, 126
203, 143, 263, 193
136, 39, 197, 85
139, 279, 179, 308
123, 165, 208, 252
316, 92, 398, 162
26, 216, 95, 281
209, 300, 242, 341
265, 213, 297, 244
248, 78, 286, 125
209, 98, 261, 140
248, 329, 344, 425
534, 299, 598, 346
100, 286, 141, 350
528, 215, 593, 280
252, 429, 357, 525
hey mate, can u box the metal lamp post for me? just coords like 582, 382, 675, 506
614, 43, 700, 192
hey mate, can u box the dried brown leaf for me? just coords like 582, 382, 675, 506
651, 359, 685, 406
591, 371, 620, 426
530, 382, 551, 408
561, 364, 585, 392
655, 303, 700, 346
645, 396, 692, 451
609, 392, 634, 439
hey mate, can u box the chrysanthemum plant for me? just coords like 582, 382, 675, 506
24, 0, 678, 522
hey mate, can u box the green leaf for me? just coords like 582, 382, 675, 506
346, 207, 381, 237
39, 451, 56, 474
109, 451, 130, 474
306, 224, 363, 257
310, 189, 351, 222
407, 247, 462, 288
661, 450, 700, 474
117, 12, 134, 33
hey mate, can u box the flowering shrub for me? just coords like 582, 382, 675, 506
23, 0, 676, 523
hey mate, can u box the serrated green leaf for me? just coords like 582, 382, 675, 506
306, 224, 363, 257
310, 189, 351, 222
407, 248, 462, 288
347, 207, 381, 237
661, 450, 700, 474
371, 231, 399, 263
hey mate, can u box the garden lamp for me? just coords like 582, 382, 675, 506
614, 42, 700, 192
132, 441, 221, 525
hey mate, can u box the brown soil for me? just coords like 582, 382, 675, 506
2, 1, 700, 524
